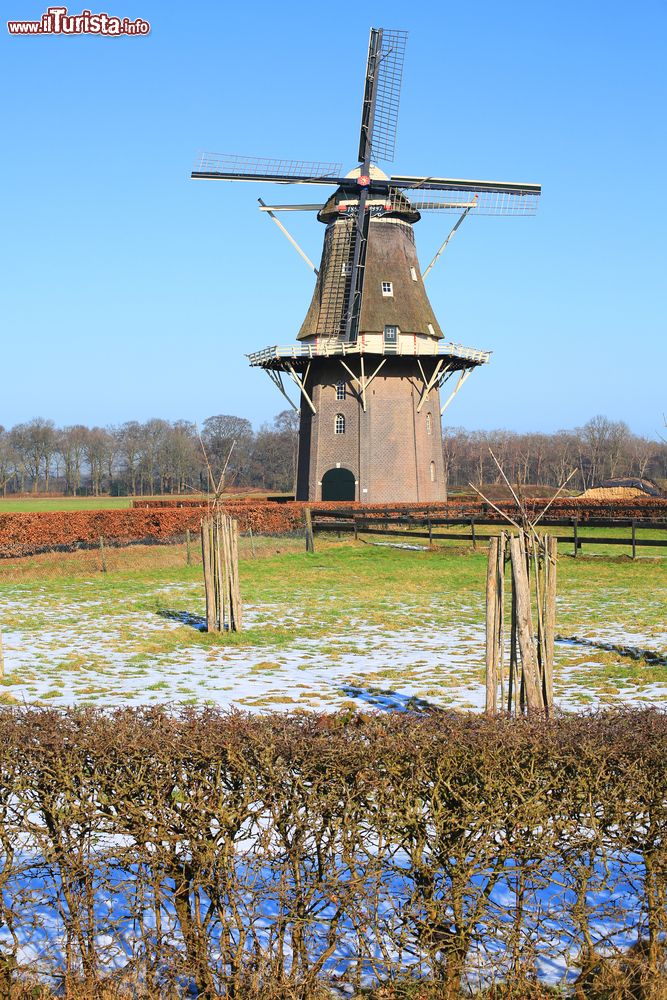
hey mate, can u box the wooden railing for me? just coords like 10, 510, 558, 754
247, 339, 491, 366
310, 511, 667, 558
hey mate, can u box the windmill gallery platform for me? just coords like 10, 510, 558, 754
193, 28, 540, 503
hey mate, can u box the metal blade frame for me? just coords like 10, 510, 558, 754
387, 179, 541, 216
192, 152, 345, 185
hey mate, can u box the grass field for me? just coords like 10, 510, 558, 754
0, 531, 665, 713
0, 491, 283, 512
0, 496, 135, 512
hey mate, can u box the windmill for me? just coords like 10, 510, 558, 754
192, 28, 540, 502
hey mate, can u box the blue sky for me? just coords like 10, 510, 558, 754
2, 0, 665, 437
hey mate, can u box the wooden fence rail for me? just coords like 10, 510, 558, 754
310, 514, 667, 556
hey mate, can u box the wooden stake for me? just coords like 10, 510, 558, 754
215, 515, 224, 631
543, 535, 557, 712
485, 537, 500, 714
249, 526, 256, 558
509, 534, 543, 715
508, 576, 518, 716
186, 528, 192, 566
497, 532, 506, 707
99, 535, 107, 574
201, 520, 216, 632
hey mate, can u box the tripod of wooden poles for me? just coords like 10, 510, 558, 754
485, 530, 557, 717
200, 513, 242, 633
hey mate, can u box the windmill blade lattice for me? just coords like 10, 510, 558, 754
388, 183, 540, 216
192, 153, 344, 184
370, 29, 408, 162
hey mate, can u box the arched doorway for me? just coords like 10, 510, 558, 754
321, 467, 355, 501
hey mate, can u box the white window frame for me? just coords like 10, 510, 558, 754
334, 413, 346, 434
381, 281, 393, 297
410, 266, 418, 281
335, 380, 346, 400
426, 412, 432, 435
430, 461, 436, 482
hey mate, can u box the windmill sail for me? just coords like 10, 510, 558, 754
389, 176, 541, 215
370, 29, 408, 162
192, 153, 344, 184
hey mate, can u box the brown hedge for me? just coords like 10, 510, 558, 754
135, 495, 667, 520
0, 503, 305, 558
0, 707, 665, 997
2, 494, 665, 558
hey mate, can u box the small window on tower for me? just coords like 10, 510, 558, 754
341, 262, 351, 276
335, 413, 346, 434
430, 461, 436, 483
426, 412, 432, 435
410, 267, 418, 281
336, 380, 346, 400
381, 281, 393, 297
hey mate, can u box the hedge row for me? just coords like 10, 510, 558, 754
2, 495, 666, 558
135, 495, 667, 521
0, 707, 665, 997
0, 503, 305, 558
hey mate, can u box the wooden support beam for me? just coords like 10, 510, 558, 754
258, 198, 319, 274
286, 362, 316, 414
417, 359, 450, 412
360, 354, 367, 411
423, 203, 475, 280
363, 358, 387, 393
440, 367, 473, 416
339, 358, 365, 410
266, 369, 299, 412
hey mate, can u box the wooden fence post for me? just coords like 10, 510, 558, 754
305, 508, 315, 553
99, 535, 107, 574
186, 528, 192, 566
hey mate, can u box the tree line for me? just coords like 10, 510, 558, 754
443, 415, 666, 490
0, 413, 299, 496
0, 413, 664, 496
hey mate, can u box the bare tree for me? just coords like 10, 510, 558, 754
10, 418, 57, 492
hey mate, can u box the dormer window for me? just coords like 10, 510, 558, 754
384, 325, 398, 353
381, 281, 393, 297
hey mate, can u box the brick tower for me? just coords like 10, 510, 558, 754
192, 28, 540, 501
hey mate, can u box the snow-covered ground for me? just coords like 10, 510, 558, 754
1, 577, 665, 712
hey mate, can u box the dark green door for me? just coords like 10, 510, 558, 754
321, 468, 355, 501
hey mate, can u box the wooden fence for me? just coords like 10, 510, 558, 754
309, 511, 667, 557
